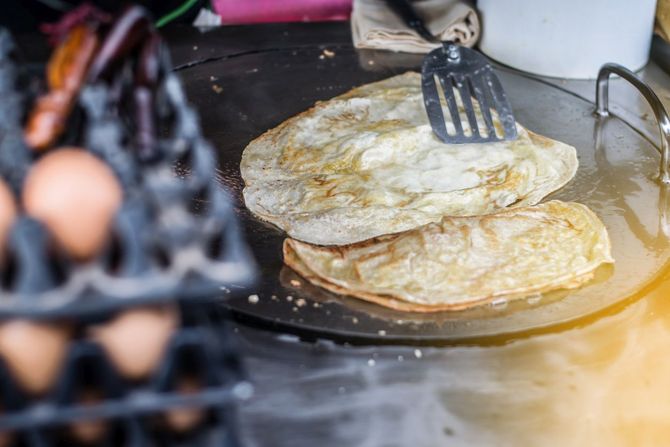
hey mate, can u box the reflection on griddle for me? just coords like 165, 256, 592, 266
594, 116, 670, 250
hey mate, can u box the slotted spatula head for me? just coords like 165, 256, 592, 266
422, 42, 518, 144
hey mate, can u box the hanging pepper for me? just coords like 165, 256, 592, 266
87, 6, 152, 83
134, 32, 163, 163
24, 24, 99, 151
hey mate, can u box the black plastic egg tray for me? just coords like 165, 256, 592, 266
0, 21, 255, 445
0, 303, 249, 446
0, 28, 257, 319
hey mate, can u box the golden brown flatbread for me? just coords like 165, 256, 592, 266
284, 201, 613, 312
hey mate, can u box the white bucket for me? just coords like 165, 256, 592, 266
477, 0, 657, 79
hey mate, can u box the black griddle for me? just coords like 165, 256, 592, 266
176, 45, 670, 343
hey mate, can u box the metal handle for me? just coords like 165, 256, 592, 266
595, 62, 670, 184
384, 0, 440, 43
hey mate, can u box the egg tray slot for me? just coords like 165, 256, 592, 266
0, 27, 256, 318
0, 304, 250, 446
0, 172, 256, 319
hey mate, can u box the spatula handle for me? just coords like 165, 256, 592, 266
384, 0, 440, 43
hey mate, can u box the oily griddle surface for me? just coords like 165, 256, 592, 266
176, 45, 670, 343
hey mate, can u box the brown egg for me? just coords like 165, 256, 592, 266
0, 179, 16, 256
22, 147, 122, 261
91, 305, 178, 380
0, 320, 70, 394
0, 408, 13, 447
69, 418, 108, 445
68, 390, 108, 444
164, 377, 206, 433
0, 429, 13, 447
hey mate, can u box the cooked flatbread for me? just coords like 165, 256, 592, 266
242, 72, 578, 245
284, 201, 613, 312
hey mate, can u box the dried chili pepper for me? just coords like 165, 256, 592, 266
24, 24, 99, 151
136, 32, 161, 87
87, 6, 152, 83
134, 32, 163, 163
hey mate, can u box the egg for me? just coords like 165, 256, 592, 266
0, 179, 16, 257
22, 147, 122, 261
68, 390, 108, 444
0, 320, 70, 394
0, 429, 12, 447
164, 377, 206, 433
0, 409, 13, 447
69, 418, 108, 445
91, 305, 178, 380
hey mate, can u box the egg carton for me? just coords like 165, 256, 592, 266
0, 29, 256, 318
0, 304, 250, 446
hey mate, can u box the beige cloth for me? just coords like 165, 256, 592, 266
351, 0, 480, 53
656, 0, 670, 42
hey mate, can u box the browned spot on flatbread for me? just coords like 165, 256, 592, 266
527, 130, 556, 148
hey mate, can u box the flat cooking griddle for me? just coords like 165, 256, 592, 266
176, 45, 670, 343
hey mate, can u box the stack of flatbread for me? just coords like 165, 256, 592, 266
241, 73, 613, 312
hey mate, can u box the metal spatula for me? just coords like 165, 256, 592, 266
386, 0, 518, 144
